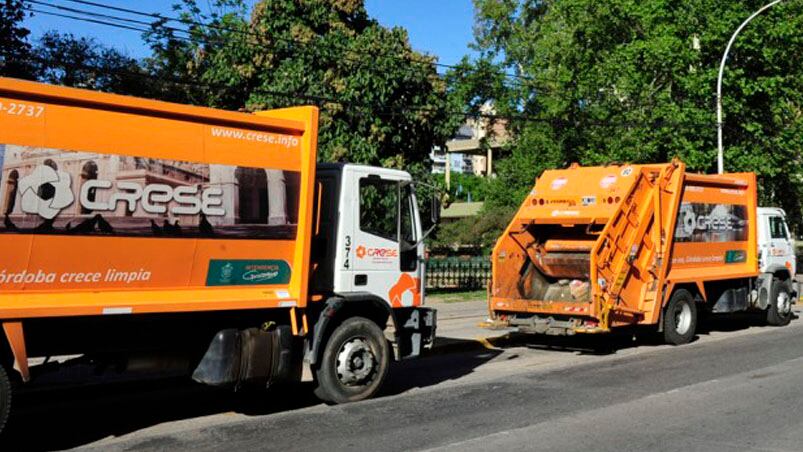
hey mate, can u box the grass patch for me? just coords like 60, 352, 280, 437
427, 290, 486, 303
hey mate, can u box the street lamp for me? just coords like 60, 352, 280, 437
716, 0, 784, 174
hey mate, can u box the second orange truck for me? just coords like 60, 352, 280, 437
490, 160, 797, 344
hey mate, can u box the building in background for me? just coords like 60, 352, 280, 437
431, 104, 509, 189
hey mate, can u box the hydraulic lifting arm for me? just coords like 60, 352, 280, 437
591, 161, 685, 329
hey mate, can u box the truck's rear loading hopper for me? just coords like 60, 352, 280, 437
490, 161, 757, 334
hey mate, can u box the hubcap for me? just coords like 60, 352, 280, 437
674, 303, 692, 335
335, 338, 376, 386
777, 291, 792, 316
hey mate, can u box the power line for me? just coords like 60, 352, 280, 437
20, 4, 717, 131
26, 7, 516, 111
45, 0, 542, 86
26, 2, 526, 94
31, 0, 728, 114
24, 9, 469, 118
22, 54, 484, 121
25, 54, 717, 132
27, 0, 191, 37
25, 7, 578, 118
27, 7, 157, 35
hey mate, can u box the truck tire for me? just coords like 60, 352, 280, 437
663, 289, 697, 345
766, 279, 792, 326
314, 317, 389, 404
0, 364, 11, 436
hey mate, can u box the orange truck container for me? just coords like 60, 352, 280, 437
490, 160, 797, 344
0, 78, 437, 432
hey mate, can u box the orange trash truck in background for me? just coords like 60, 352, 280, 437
0, 78, 437, 432
490, 160, 797, 344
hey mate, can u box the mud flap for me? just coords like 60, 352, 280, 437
192, 326, 296, 387
712, 287, 749, 313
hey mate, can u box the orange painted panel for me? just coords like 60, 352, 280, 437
0, 77, 319, 319
24, 236, 197, 290
0, 96, 46, 147
44, 103, 205, 163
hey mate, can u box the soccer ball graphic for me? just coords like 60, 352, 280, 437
18, 165, 75, 220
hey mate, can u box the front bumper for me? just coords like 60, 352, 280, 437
394, 306, 436, 359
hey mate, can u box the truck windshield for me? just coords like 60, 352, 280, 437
769, 216, 789, 240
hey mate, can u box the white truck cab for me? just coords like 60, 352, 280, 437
308, 163, 437, 381
758, 207, 796, 275
754, 207, 798, 324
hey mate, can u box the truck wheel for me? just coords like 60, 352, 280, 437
0, 364, 11, 436
766, 279, 792, 326
663, 289, 697, 345
314, 317, 389, 404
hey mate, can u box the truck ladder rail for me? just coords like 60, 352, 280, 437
592, 162, 684, 329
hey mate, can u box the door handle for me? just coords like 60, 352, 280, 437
355, 274, 367, 286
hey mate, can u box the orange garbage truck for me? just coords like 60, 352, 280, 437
0, 78, 438, 432
489, 160, 797, 344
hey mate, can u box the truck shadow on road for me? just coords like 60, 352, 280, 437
382, 339, 503, 396
494, 312, 794, 356
1, 339, 499, 451
2, 378, 317, 451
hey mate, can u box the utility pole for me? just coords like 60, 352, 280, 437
717, 0, 784, 174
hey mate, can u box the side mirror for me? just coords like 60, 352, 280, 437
408, 180, 445, 247
431, 194, 442, 224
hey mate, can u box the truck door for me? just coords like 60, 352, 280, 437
764, 213, 795, 275
350, 172, 423, 308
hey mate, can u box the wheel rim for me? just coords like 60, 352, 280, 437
674, 302, 692, 335
777, 291, 792, 316
335, 337, 376, 387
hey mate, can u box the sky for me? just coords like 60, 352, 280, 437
22, 0, 477, 69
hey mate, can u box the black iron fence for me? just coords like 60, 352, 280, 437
426, 255, 491, 291
797, 246, 803, 273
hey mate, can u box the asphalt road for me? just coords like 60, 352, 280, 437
5, 310, 803, 451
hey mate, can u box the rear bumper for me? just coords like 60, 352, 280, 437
491, 296, 606, 335
491, 297, 592, 317
506, 312, 605, 335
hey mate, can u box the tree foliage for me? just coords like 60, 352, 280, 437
36, 31, 153, 95
453, 0, 803, 229
432, 172, 491, 202
0, 0, 35, 78
145, 0, 459, 169
430, 204, 515, 253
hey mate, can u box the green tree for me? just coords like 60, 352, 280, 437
0, 0, 36, 78
146, 0, 460, 169
36, 32, 153, 95
430, 204, 515, 253
433, 172, 491, 202
453, 0, 803, 230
